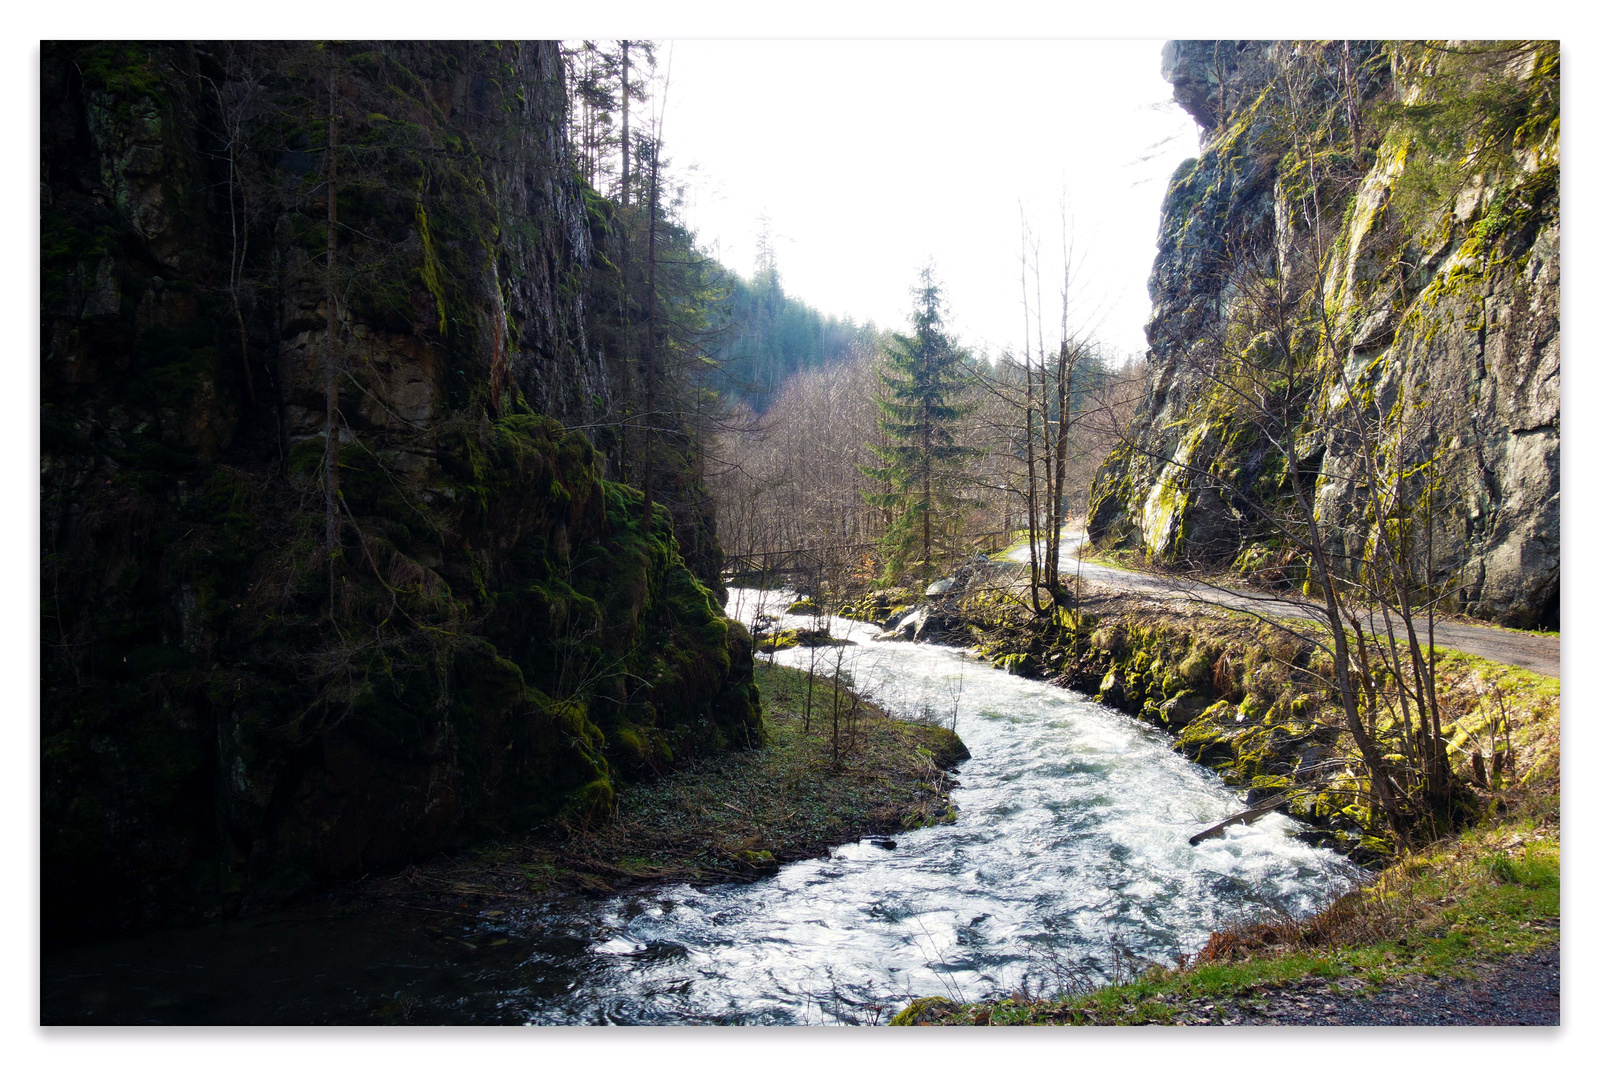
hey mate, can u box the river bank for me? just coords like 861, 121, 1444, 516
42, 661, 972, 1023
348, 661, 968, 911
870, 561, 1560, 1026
895, 806, 1560, 1025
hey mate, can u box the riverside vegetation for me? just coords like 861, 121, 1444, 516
337, 661, 965, 912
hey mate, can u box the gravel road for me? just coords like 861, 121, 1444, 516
1004, 533, 1559, 678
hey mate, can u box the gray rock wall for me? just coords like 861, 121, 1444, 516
1089, 40, 1558, 627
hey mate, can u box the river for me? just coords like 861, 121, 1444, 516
42, 588, 1359, 1025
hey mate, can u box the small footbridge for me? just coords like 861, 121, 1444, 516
721, 544, 879, 587
721, 530, 1015, 587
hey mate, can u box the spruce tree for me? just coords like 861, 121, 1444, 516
861, 268, 975, 583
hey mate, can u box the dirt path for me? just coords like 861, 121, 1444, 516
1004, 532, 1559, 678
1162, 945, 1560, 1026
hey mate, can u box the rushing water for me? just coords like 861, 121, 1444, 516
42, 589, 1359, 1025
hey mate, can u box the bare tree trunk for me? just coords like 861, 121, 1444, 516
641, 140, 660, 531
620, 41, 631, 207
1050, 340, 1070, 593
211, 67, 256, 409
324, 47, 341, 614
1020, 213, 1043, 613
1033, 247, 1058, 597
1341, 40, 1363, 160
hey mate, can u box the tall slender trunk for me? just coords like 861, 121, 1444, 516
619, 41, 631, 207
1020, 217, 1042, 612
324, 48, 341, 613
641, 141, 660, 531
1050, 340, 1071, 591
922, 389, 932, 576
1034, 251, 1056, 595
1051, 235, 1073, 591
215, 75, 256, 408
1341, 40, 1363, 161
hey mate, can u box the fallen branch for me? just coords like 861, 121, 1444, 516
1189, 794, 1292, 846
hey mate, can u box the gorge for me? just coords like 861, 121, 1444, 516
39, 38, 1559, 1027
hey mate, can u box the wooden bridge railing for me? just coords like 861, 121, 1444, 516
724, 530, 1015, 579
721, 543, 880, 578
969, 529, 1014, 556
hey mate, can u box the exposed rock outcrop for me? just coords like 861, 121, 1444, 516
1090, 41, 1558, 627
41, 42, 757, 943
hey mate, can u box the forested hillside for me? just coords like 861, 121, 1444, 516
562, 39, 876, 418
711, 247, 879, 411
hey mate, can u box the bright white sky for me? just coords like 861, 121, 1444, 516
659, 40, 1200, 361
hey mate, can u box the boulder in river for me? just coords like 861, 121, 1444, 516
876, 607, 923, 642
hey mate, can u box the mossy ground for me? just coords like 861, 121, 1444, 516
352, 662, 964, 907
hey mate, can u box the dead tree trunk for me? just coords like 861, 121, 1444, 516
323, 47, 341, 613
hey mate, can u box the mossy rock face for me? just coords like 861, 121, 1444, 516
1246, 775, 1295, 806
997, 653, 1033, 676
1159, 692, 1209, 728
733, 849, 779, 874
39, 42, 759, 944
755, 626, 849, 652
1088, 40, 1560, 628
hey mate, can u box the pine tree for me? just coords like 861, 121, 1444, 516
861, 268, 975, 583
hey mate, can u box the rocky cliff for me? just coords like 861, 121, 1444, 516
41, 41, 758, 943
1089, 41, 1558, 627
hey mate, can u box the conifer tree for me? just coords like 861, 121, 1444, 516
861, 268, 975, 583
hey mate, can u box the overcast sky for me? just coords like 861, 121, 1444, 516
658, 40, 1201, 361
